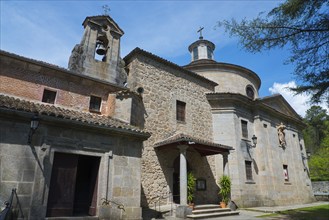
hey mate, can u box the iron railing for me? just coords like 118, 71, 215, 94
0, 189, 24, 220
152, 192, 180, 217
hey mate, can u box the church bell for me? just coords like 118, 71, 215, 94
96, 34, 108, 55
96, 43, 107, 55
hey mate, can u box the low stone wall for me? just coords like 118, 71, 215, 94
312, 181, 329, 201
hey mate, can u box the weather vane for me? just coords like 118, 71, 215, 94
102, 5, 110, 15
197, 27, 204, 39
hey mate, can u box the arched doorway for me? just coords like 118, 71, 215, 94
172, 155, 191, 204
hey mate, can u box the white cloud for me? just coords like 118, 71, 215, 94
269, 81, 328, 117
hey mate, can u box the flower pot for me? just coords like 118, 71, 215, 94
220, 201, 227, 208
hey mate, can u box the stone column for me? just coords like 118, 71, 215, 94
223, 152, 229, 176
178, 145, 189, 205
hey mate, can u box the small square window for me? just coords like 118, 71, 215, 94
42, 89, 56, 104
241, 120, 248, 138
176, 100, 186, 122
196, 179, 206, 191
245, 161, 253, 181
283, 165, 289, 181
89, 96, 101, 112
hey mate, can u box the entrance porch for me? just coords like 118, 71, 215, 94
154, 133, 233, 218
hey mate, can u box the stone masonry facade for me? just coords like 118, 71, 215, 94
124, 52, 220, 206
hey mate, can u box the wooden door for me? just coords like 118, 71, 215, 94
88, 160, 99, 216
73, 155, 100, 216
46, 153, 79, 217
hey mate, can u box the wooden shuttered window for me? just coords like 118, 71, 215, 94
241, 120, 248, 138
245, 161, 253, 181
176, 100, 186, 122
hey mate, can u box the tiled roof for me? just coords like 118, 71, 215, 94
0, 50, 126, 90
154, 133, 233, 156
0, 94, 150, 137
124, 47, 218, 87
0, 50, 69, 72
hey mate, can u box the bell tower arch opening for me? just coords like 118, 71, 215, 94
68, 15, 127, 86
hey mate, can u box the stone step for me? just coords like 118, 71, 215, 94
45, 217, 99, 220
187, 211, 239, 219
193, 204, 222, 210
192, 207, 232, 214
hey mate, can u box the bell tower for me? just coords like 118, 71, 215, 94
68, 15, 127, 86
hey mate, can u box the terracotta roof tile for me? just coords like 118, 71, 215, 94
0, 94, 150, 137
154, 133, 233, 150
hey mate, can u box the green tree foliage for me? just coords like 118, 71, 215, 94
303, 106, 329, 181
308, 147, 329, 181
218, 0, 329, 104
303, 106, 329, 153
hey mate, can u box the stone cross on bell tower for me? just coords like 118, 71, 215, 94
68, 15, 127, 86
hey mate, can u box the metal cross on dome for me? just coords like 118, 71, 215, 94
197, 27, 204, 39
102, 5, 110, 15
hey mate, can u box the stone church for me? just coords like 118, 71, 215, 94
0, 15, 314, 219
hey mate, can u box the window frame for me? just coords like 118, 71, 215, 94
196, 179, 207, 191
193, 47, 198, 61
241, 120, 248, 139
176, 100, 186, 122
245, 160, 253, 181
207, 46, 212, 59
42, 89, 57, 104
89, 95, 102, 113
283, 164, 289, 182
246, 85, 255, 99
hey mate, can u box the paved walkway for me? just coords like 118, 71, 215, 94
159, 201, 329, 220
203, 201, 329, 220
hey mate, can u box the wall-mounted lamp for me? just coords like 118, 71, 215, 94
28, 114, 39, 144
247, 135, 257, 148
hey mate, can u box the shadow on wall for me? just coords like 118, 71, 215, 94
141, 187, 164, 220
156, 147, 220, 206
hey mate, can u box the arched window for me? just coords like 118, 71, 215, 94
207, 46, 212, 59
193, 47, 198, 61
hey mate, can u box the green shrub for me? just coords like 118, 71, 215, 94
218, 175, 231, 204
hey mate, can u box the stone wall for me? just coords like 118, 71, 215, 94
0, 110, 144, 219
212, 100, 315, 207
184, 63, 260, 99
312, 181, 329, 201
126, 55, 218, 207
312, 181, 329, 193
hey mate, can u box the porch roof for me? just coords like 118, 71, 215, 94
154, 133, 233, 156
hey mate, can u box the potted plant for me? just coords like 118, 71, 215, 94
187, 171, 196, 208
218, 175, 231, 208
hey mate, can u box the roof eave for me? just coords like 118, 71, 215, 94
124, 47, 218, 88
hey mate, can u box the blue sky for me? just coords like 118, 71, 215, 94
1, 0, 326, 116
